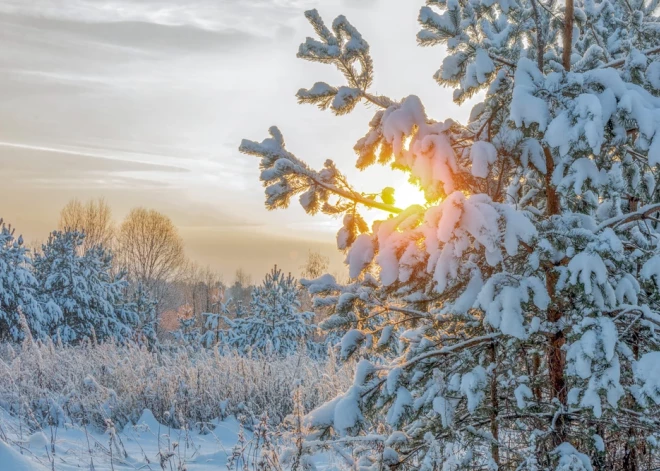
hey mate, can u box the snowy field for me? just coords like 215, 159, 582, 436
0, 407, 340, 470
1, 408, 241, 470
0, 342, 354, 470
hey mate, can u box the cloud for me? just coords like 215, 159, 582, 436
0, 0, 320, 37
7, 16, 260, 53
0, 13, 262, 69
341, 0, 380, 8
0, 142, 188, 187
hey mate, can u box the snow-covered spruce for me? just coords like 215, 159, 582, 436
123, 282, 159, 347
0, 220, 46, 341
174, 315, 200, 346
34, 230, 137, 344
222, 266, 321, 358
241, 2, 660, 469
198, 301, 231, 348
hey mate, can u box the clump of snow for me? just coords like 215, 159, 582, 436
647, 62, 660, 90
346, 234, 375, 278
470, 141, 497, 178
460, 366, 487, 413
641, 255, 660, 289
340, 329, 366, 359
514, 384, 533, 409
332, 386, 363, 435
433, 395, 459, 428
553, 443, 594, 471
510, 58, 549, 130
634, 352, 660, 406
568, 252, 608, 295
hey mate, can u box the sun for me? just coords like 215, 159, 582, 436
392, 179, 427, 209
359, 177, 427, 228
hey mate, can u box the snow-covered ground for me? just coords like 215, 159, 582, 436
0, 408, 336, 470
1, 408, 242, 470
0, 343, 355, 470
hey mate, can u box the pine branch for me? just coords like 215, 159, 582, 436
379, 305, 433, 319
620, 0, 634, 13
489, 53, 516, 68
597, 203, 660, 231
307, 174, 403, 214
396, 333, 502, 369
359, 304, 438, 334
240, 131, 404, 215
361, 92, 393, 108
600, 46, 660, 69
589, 24, 613, 62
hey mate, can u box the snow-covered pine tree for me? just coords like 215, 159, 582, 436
241, 2, 660, 469
198, 301, 231, 348
34, 230, 135, 344
0, 219, 46, 341
231, 299, 248, 318
222, 266, 320, 358
125, 283, 159, 347
301, 272, 401, 361
174, 316, 199, 346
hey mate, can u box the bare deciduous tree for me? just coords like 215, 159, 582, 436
195, 264, 224, 314
227, 268, 253, 314
299, 249, 329, 280
116, 208, 185, 288
58, 198, 114, 253
176, 261, 224, 319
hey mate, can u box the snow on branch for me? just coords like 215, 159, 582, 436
240, 127, 402, 214
296, 9, 392, 114
599, 45, 660, 69
596, 202, 660, 231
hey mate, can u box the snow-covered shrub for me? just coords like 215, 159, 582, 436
173, 316, 200, 346
0, 340, 353, 432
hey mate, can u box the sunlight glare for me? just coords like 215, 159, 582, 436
394, 179, 427, 209
402, 134, 414, 152
361, 178, 427, 228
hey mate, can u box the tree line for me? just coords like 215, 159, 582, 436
1, 198, 333, 353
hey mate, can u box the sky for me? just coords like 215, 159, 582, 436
0, 0, 478, 280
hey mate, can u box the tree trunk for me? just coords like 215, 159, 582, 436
489, 342, 500, 465
530, 0, 545, 70
544, 146, 567, 446
593, 425, 606, 471
623, 441, 638, 471
563, 0, 574, 71
532, 352, 542, 402
544, 147, 560, 216
546, 274, 567, 445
